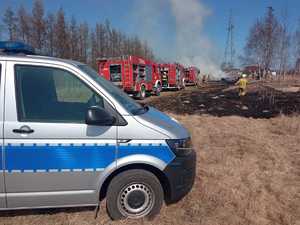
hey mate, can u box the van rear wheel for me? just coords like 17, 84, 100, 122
106, 169, 163, 220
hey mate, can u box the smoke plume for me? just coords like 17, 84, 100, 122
131, 0, 223, 77
169, 0, 223, 77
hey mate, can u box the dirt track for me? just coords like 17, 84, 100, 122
0, 81, 299, 225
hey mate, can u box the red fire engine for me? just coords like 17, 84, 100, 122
97, 55, 161, 99
159, 63, 185, 90
184, 67, 200, 86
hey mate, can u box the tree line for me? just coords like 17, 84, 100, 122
1, 0, 155, 68
243, 6, 300, 76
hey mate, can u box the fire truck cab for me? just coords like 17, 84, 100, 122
98, 56, 161, 99
159, 63, 185, 90
184, 67, 200, 86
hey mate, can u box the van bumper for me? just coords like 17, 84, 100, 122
163, 149, 196, 204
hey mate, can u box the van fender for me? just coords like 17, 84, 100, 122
96, 154, 166, 196
117, 154, 167, 170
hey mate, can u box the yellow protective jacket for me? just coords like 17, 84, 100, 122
236, 78, 248, 89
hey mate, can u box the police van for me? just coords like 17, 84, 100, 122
0, 42, 196, 220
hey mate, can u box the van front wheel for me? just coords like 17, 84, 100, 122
106, 169, 163, 220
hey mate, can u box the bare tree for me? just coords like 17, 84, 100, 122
110, 28, 119, 57
104, 20, 112, 57
17, 5, 31, 43
44, 12, 55, 56
90, 30, 97, 68
132, 36, 144, 57
31, 0, 45, 50
54, 8, 69, 58
78, 22, 89, 63
69, 16, 80, 60
277, 8, 291, 77
264, 7, 280, 71
3, 7, 18, 41
243, 7, 281, 77
142, 40, 154, 60
95, 23, 107, 57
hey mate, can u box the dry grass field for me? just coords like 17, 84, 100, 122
0, 81, 299, 225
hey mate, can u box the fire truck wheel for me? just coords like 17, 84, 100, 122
155, 83, 161, 96
176, 82, 181, 91
138, 86, 146, 100
182, 79, 186, 89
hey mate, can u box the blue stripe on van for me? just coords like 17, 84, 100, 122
5, 145, 116, 172
118, 145, 175, 165
3, 143, 175, 172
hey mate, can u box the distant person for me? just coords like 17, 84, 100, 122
235, 74, 248, 96
162, 71, 168, 80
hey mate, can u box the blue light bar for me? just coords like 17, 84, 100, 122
0, 41, 35, 55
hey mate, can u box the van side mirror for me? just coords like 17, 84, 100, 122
85, 106, 116, 126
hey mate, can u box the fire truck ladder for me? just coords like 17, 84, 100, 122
124, 60, 130, 84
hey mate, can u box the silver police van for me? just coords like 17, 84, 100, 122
0, 42, 196, 220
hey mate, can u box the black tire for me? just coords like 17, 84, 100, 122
182, 79, 186, 89
176, 81, 181, 91
106, 169, 163, 220
155, 83, 161, 96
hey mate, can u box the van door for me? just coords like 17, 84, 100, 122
4, 62, 117, 208
0, 62, 6, 208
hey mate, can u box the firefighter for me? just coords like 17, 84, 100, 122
162, 71, 168, 83
235, 74, 248, 96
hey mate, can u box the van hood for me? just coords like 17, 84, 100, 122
134, 107, 190, 139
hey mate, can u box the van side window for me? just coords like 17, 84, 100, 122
15, 65, 105, 123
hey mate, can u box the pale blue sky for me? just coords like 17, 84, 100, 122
1, 0, 299, 65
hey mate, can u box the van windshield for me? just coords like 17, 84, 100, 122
78, 65, 148, 115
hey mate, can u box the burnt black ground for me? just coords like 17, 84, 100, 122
143, 82, 300, 118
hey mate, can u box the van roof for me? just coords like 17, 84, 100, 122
0, 54, 84, 67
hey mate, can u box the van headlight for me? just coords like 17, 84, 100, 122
166, 138, 193, 156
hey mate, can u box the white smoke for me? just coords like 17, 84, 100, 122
169, 0, 223, 78
131, 0, 224, 78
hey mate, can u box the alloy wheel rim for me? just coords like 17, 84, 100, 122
117, 183, 155, 218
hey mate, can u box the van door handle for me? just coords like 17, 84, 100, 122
13, 126, 34, 134
118, 139, 131, 144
